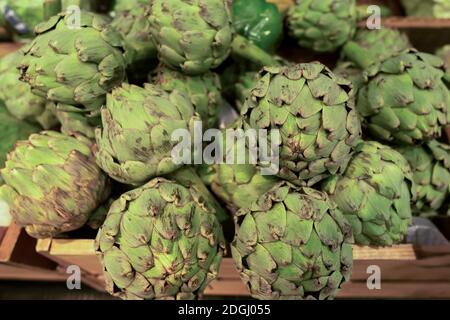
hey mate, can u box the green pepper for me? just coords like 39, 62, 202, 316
232, 0, 283, 52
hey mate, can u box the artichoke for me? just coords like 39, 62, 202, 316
18, 11, 127, 115
148, 0, 279, 75
95, 176, 226, 300
337, 28, 411, 89
231, 182, 353, 300
322, 141, 414, 246
111, 3, 157, 83
0, 131, 110, 239
0, 103, 41, 167
152, 66, 222, 129
355, 49, 450, 145
400, 0, 450, 18
240, 63, 362, 187
342, 29, 411, 66
287, 0, 357, 53
0, 51, 58, 129
398, 140, 450, 216
95, 83, 201, 186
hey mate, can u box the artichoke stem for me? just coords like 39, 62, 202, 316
44, 0, 62, 20
231, 34, 281, 68
341, 41, 375, 70
169, 167, 230, 223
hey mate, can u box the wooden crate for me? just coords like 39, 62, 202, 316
0, 223, 66, 282
36, 239, 450, 299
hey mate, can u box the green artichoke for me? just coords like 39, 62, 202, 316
337, 28, 411, 89
322, 141, 414, 246
111, 3, 157, 83
18, 11, 127, 115
148, 0, 232, 75
355, 49, 450, 145
287, 0, 357, 53
398, 140, 450, 216
95, 83, 201, 186
0, 103, 41, 167
400, 0, 450, 18
0, 131, 110, 239
240, 63, 362, 187
148, 0, 279, 75
152, 66, 222, 129
0, 51, 58, 129
231, 182, 353, 300
95, 177, 226, 300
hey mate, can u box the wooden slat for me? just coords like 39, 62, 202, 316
0, 263, 65, 282
338, 282, 450, 299
36, 239, 101, 275
0, 223, 21, 262
0, 42, 22, 57
353, 245, 417, 260
358, 17, 450, 28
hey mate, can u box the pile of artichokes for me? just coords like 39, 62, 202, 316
0, 0, 449, 301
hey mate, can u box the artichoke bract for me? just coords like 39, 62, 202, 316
95, 83, 201, 186
0, 51, 58, 129
18, 11, 127, 115
241, 63, 362, 187
287, 0, 357, 53
56, 107, 99, 139
152, 66, 222, 129
0, 131, 110, 239
231, 182, 353, 300
322, 141, 414, 246
398, 140, 450, 216
95, 177, 226, 300
355, 50, 450, 145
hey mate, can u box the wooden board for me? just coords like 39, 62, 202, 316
36, 239, 450, 298
0, 42, 22, 57
0, 223, 64, 282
